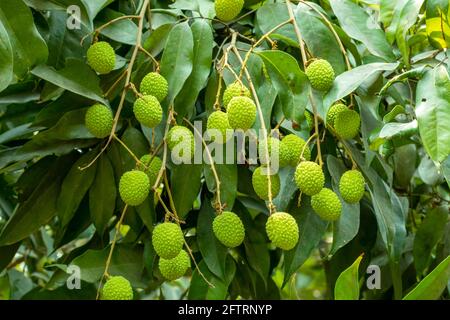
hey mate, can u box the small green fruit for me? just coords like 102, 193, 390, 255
326, 103, 348, 127
215, 0, 244, 22
252, 166, 281, 200
213, 211, 245, 248
101, 276, 133, 300
223, 81, 251, 108
305, 59, 335, 92
311, 188, 342, 221
334, 110, 361, 139
137, 155, 162, 187
133, 95, 163, 128
140, 72, 168, 102
167, 126, 195, 161
152, 222, 184, 259
304, 111, 313, 130
87, 41, 115, 74
85, 104, 113, 139
258, 137, 281, 165
265, 212, 299, 250
227, 96, 257, 130
159, 250, 190, 281
119, 170, 150, 206
339, 170, 365, 204
279, 134, 311, 167
207, 111, 233, 143
294, 161, 324, 196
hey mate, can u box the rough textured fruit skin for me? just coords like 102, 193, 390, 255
85, 104, 113, 138
311, 188, 342, 221
140, 72, 168, 102
326, 103, 347, 127
152, 222, 184, 259
213, 211, 245, 247
304, 111, 313, 129
265, 212, 299, 250
167, 126, 195, 160
258, 137, 280, 165
159, 250, 190, 280
334, 110, 361, 139
207, 111, 232, 143
305, 59, 335, 92
279, 134, 311, 167
227, 96, 256, 130
137, 155, 162, 187
87, 41, 115, 74
223, 81, 251, 107
133, 95, 162, 128
101, 276, 133, 300
339, 170, 365, 203
294, 161, 324, 196
252, 166, 281, 200
119, 170, 150, 206
215, 0, 244, 22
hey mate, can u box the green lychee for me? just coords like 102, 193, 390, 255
215, 0, 244, 22
159, 250, 190, 281
87, 41, 115, 74
101, 276, 133, 300
227, 96, 257, 130
137, 155, 162, 187
167, 126, 195, 161
252, 166, 281, 200
152, 222, 184, 259
85, 104, 113, 138
133, 95, 163, 128
265, 212, 299, 250
334, 110, 361, 139
140, 72, 168, 102
223, 81, 251, 108
339, 170, 365, 204
311, 188, 342, 221
119, 170, 150, 206
326, 103, 348, 127
206, 110, 233, 143
305, 59, 335, 92
279, 134, 311, 167
213, 211, 245, 248
294, 161, 324, 196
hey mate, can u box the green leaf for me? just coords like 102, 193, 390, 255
204, 163, 237, 211
255, 3, 295, 44
89, 154, 116, 235
0, 0, 48, 77
57, 151, 97, 227
160, 21, 194, 104
258, 50, 309, 124
96, 9, 138, 45
0, 242, 20, 272
0, 19, 13, 92
170, 164, 203, 218
334, 255, 363, 300
379, 120, 418, 140
403, 256, 450, 300
273, 167, 297, 212
119, 127, 149, 172
31, 59, 107, 105
329, 0, 395, 61
174, 20, 213, 118
196, 200, 228, 279
82, 0, 114, 20
413, 207, 448, 276
415, 66, 450, 162
426, 0, 450, 49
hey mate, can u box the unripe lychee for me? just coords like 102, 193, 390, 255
87, 41, 115, 74
279, 134, 311, 167
265, 212, 299, 250
258, 137, 280, 165
334, 110, 361, 139
119, 170, 150, 206
85, 104, 113, 138
206, 110, 232, 143
311, 188, 342, 221
167, 126, 195, 161
140, 72, 169, 102
223, 81, 251, 108
294, 161, 324, 196
227, 96, 257, 130
133, 95, 163, 128
137, 155, 162, 187
252, 166, 281, 200
305, 59, 335, 92
152, 222, 184, 259
215, 0, 244, 22
213, 211, 245, 248
101, 276, 133, 300
339, 170, 365, 204
159, 250, 190, 281
326, 103, 348, 127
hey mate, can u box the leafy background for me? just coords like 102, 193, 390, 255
0, 0, 449, 300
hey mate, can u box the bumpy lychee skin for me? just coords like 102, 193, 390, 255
227, 96, 257, 130
252, 166, 281, 200
265, 212, 299, 250
334, 110, 361, 139
305, 59, 335, 92
223, 81, 251, 108
167, 126, 195, 161
326, 103, 348, 127
294, 161, 324, 196
152, 222, 184, 259
87, 41, 115, 74
119, 170, 150, 206
304, 111, 313, 129
101, 276, 133, 300
85, 104, 113, 138
133, 95, 163, 128
279, 134, 311, 167
311, 188, 342, 221
159, 250, 190, 281
206, 110, 232, 143
215, 0, 244, 22
258, 137, 280, 165
140, 72, 169, 102
213, 211, 245, 248
137, 154, 162, 187
339, 170, 365, 204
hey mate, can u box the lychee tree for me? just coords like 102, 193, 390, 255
0, 0, 449, 301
